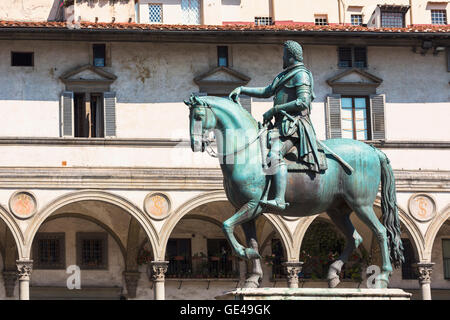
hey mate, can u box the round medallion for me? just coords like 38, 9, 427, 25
144, 193, 171, 220
408, 193, 436, 222
9, 191, 37, 219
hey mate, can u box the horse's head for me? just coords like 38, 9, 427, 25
184, 94, 217, 153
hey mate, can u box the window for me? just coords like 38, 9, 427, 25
431, 10, 447, 25
401, 238, 418, 280
314, 15, 328, 25
207, 239, 236, 277
76, 232, 108, 269
351, 14, 363, 26
443, 239, 450, 279
92, 44, 106, 67
181, 0, 200, 25
166, 238, 192, 277
149, 3, 163, 23
381, 10, 405, 28
11, 52, 34, 67
271, 239, 286, 279
217, 46, 228, 67
341, 96, 371, 140
33, 233, 65, 269
338, 47, 367, 68
74, 93, 105, 138
254, 17, 273, 26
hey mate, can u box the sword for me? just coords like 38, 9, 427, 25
279, 110, 354, 174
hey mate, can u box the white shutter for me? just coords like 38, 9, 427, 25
369, 94, 386, 140
239, 95, 252, 114
326, 94, 342, 139
104, 92, 117, 137
61, 91, 74, 137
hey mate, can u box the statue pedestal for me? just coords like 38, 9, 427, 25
216, 288, 412, 300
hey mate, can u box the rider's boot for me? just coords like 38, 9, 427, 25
260, 162, 288, 211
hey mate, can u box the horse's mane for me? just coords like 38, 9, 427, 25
194, 95, 255, 122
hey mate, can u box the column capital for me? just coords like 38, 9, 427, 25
282, 261, 303, 288
150, 261, 169, 282
16, 259, 33, 281
414, 262, 435, 284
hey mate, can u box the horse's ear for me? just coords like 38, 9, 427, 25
184, 100, 191, 107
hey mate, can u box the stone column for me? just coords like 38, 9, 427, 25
16, 259, 33, 300
283, 261, 303, 288
2, 271, 17, 297
415, 262, 435, 300
123, 271, 141, 299
151, 261, 168, 300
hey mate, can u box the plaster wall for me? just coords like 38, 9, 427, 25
0, 0, 60, 22
30, 217, 125, 288
75, 0, 135, 23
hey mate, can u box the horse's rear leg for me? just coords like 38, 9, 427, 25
326, 208, 363, 288
353, 205, 393, 288
241, 220, 263, 288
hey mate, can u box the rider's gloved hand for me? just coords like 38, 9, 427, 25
229, 86, 242, 103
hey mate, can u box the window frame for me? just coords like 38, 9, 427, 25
33, 232, 66, 270
148, 3, 163, 24
254, 16, 273, 26
11, 51, 34, 67
92, 44, 106, 68
338, 46, 368, 69
314, 15, 328, 26
340, 95, 372, 141
166, 238, 192, 277
431, 9, 447, 25
380, 10, 405, 28
76, 232, 108, 270
351, 14, 363, 26
217, 45, 229, 67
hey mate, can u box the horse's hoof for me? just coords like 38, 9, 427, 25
375, 273, 390, 288
243, 275, 261, 288
245, 248, 261, 260
328, 277, 340, 288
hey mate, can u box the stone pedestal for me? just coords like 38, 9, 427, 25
414, 262, 435, 300
151, 261, 168, 300
216, 288, 412, 300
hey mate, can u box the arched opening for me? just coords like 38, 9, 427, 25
160, 199, 291, 299
27, 195, 156, 300
427, 219, 450, 300
0, 219, 19, 299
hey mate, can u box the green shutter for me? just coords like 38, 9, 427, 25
326, 94, 342, 139
103, 92, 116, 137
370, 94, 386, 140
61, 91, 74, 137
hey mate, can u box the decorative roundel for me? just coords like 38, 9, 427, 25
9, 191, 38, 219
408, 193, 436, 223
144, 192, 171, 220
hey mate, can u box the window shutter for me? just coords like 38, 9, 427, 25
326, 94, 342, 139
103, 92, 117, 137
61, 91, 74, 137
239, 95, 252, 114
370, 94, 386, 140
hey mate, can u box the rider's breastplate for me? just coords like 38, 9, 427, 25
273, 85, 303, 124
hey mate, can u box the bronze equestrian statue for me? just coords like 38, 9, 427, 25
185, 40, 404, 289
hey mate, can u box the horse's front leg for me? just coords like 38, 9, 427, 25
241, 219, 263, 288
222, 200, 262, 260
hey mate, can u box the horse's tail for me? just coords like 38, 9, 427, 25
376, 148, 404, 268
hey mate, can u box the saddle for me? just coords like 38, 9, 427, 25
284, 144, 328, 172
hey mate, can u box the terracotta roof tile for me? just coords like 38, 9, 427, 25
0, 20, 449, 33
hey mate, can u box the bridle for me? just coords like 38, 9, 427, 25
190, 103, 268, 159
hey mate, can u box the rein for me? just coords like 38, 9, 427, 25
192, 103, 267, 159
